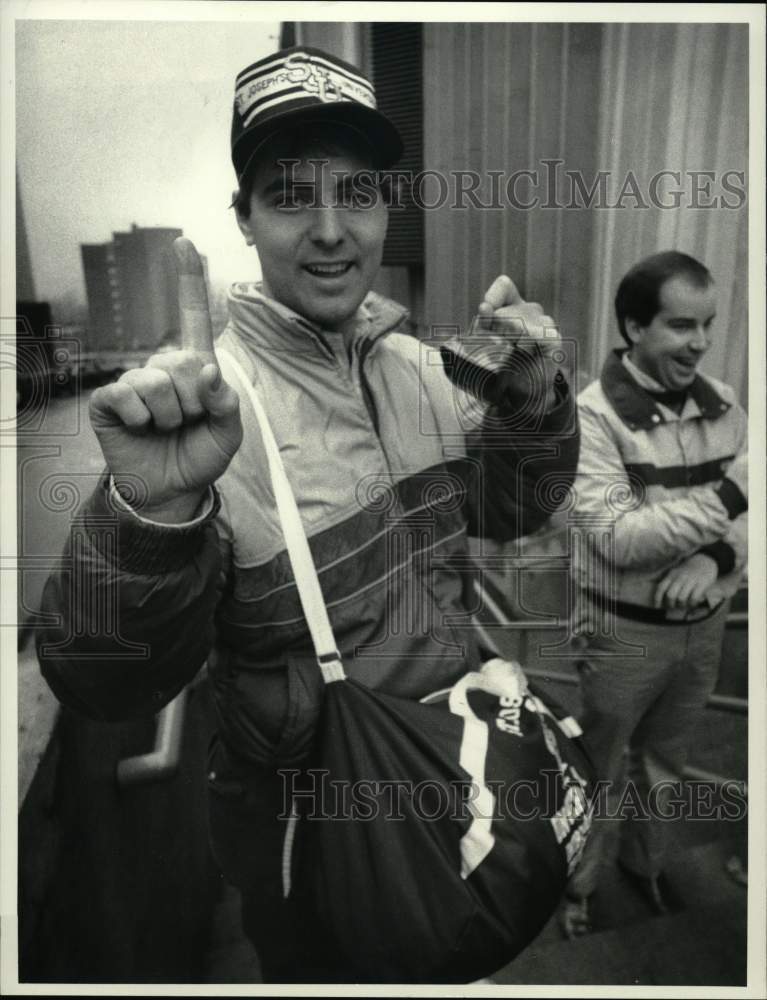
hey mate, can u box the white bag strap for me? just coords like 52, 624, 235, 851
217, 348, 345, 684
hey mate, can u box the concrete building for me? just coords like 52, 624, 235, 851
81, 225, 184, 353
80, 242, 117, 354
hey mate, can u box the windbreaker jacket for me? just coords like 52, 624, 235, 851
39, 286, 579, 766
572, 349, 748, 615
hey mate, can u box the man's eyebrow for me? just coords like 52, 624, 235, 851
259, 176, 313, 198
333, 169, 374, 187
667, 312, 717, 323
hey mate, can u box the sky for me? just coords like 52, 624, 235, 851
16, 18, 281, 308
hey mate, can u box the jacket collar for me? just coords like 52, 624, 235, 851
600, 348, 731, 430
226, 283, 409, 359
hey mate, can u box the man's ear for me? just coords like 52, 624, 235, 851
234, 194, 256, 246
624, 316, 643, 345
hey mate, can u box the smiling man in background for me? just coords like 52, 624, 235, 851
561, 250, 748, 937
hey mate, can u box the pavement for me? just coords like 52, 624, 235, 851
495, 833, 747, 986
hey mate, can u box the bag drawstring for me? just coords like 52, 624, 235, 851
281, 803, 300, 899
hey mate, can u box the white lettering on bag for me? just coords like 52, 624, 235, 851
495, 693, 525, 737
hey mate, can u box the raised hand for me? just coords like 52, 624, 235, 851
89, 237, 243, 522
441, 275, 563, 411
476, 275, 562, 410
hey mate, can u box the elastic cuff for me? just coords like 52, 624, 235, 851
84, 475, 221, 574
493, 375, 574, 433
109, 476, 215, 528
716, 478, 748, 520
698, 540, 737, 577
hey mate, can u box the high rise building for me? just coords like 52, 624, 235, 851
81, 225, 184, 353
80, 243, 116, 353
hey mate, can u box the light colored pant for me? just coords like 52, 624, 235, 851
568, 601, 728, 898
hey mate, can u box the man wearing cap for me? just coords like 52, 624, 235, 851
560, 251, 748, 938
38, 46, 579, 982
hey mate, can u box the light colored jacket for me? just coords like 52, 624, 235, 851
39, 285, 580, 766
571, 349, 747, 616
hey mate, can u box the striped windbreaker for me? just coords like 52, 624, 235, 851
571, 349, 747, 616
39, 285, 579, 766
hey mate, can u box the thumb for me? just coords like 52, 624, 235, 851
198, 363, 240, 422
477, 301, 494, 318
481, 274, 523, 311
198, 365, 243, 467
174, 236, 216, 360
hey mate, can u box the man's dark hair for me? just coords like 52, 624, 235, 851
614, 251, 713, 344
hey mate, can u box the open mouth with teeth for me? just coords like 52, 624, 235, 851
304, 262, 354, 278
672, 357, 697, 372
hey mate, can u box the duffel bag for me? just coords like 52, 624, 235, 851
220, 349, 594, 984
290, 657, 593, 983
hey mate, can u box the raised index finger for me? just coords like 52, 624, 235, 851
174, 236, 215, 359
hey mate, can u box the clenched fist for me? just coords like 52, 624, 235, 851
441, 275, 563, 412
89, 237, 243, 522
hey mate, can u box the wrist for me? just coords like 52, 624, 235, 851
93, 476, 221, 574
139, 494, 208, 524
113, 478, 206, 524
693, 552, 718, 573
697, 540, 736, 577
